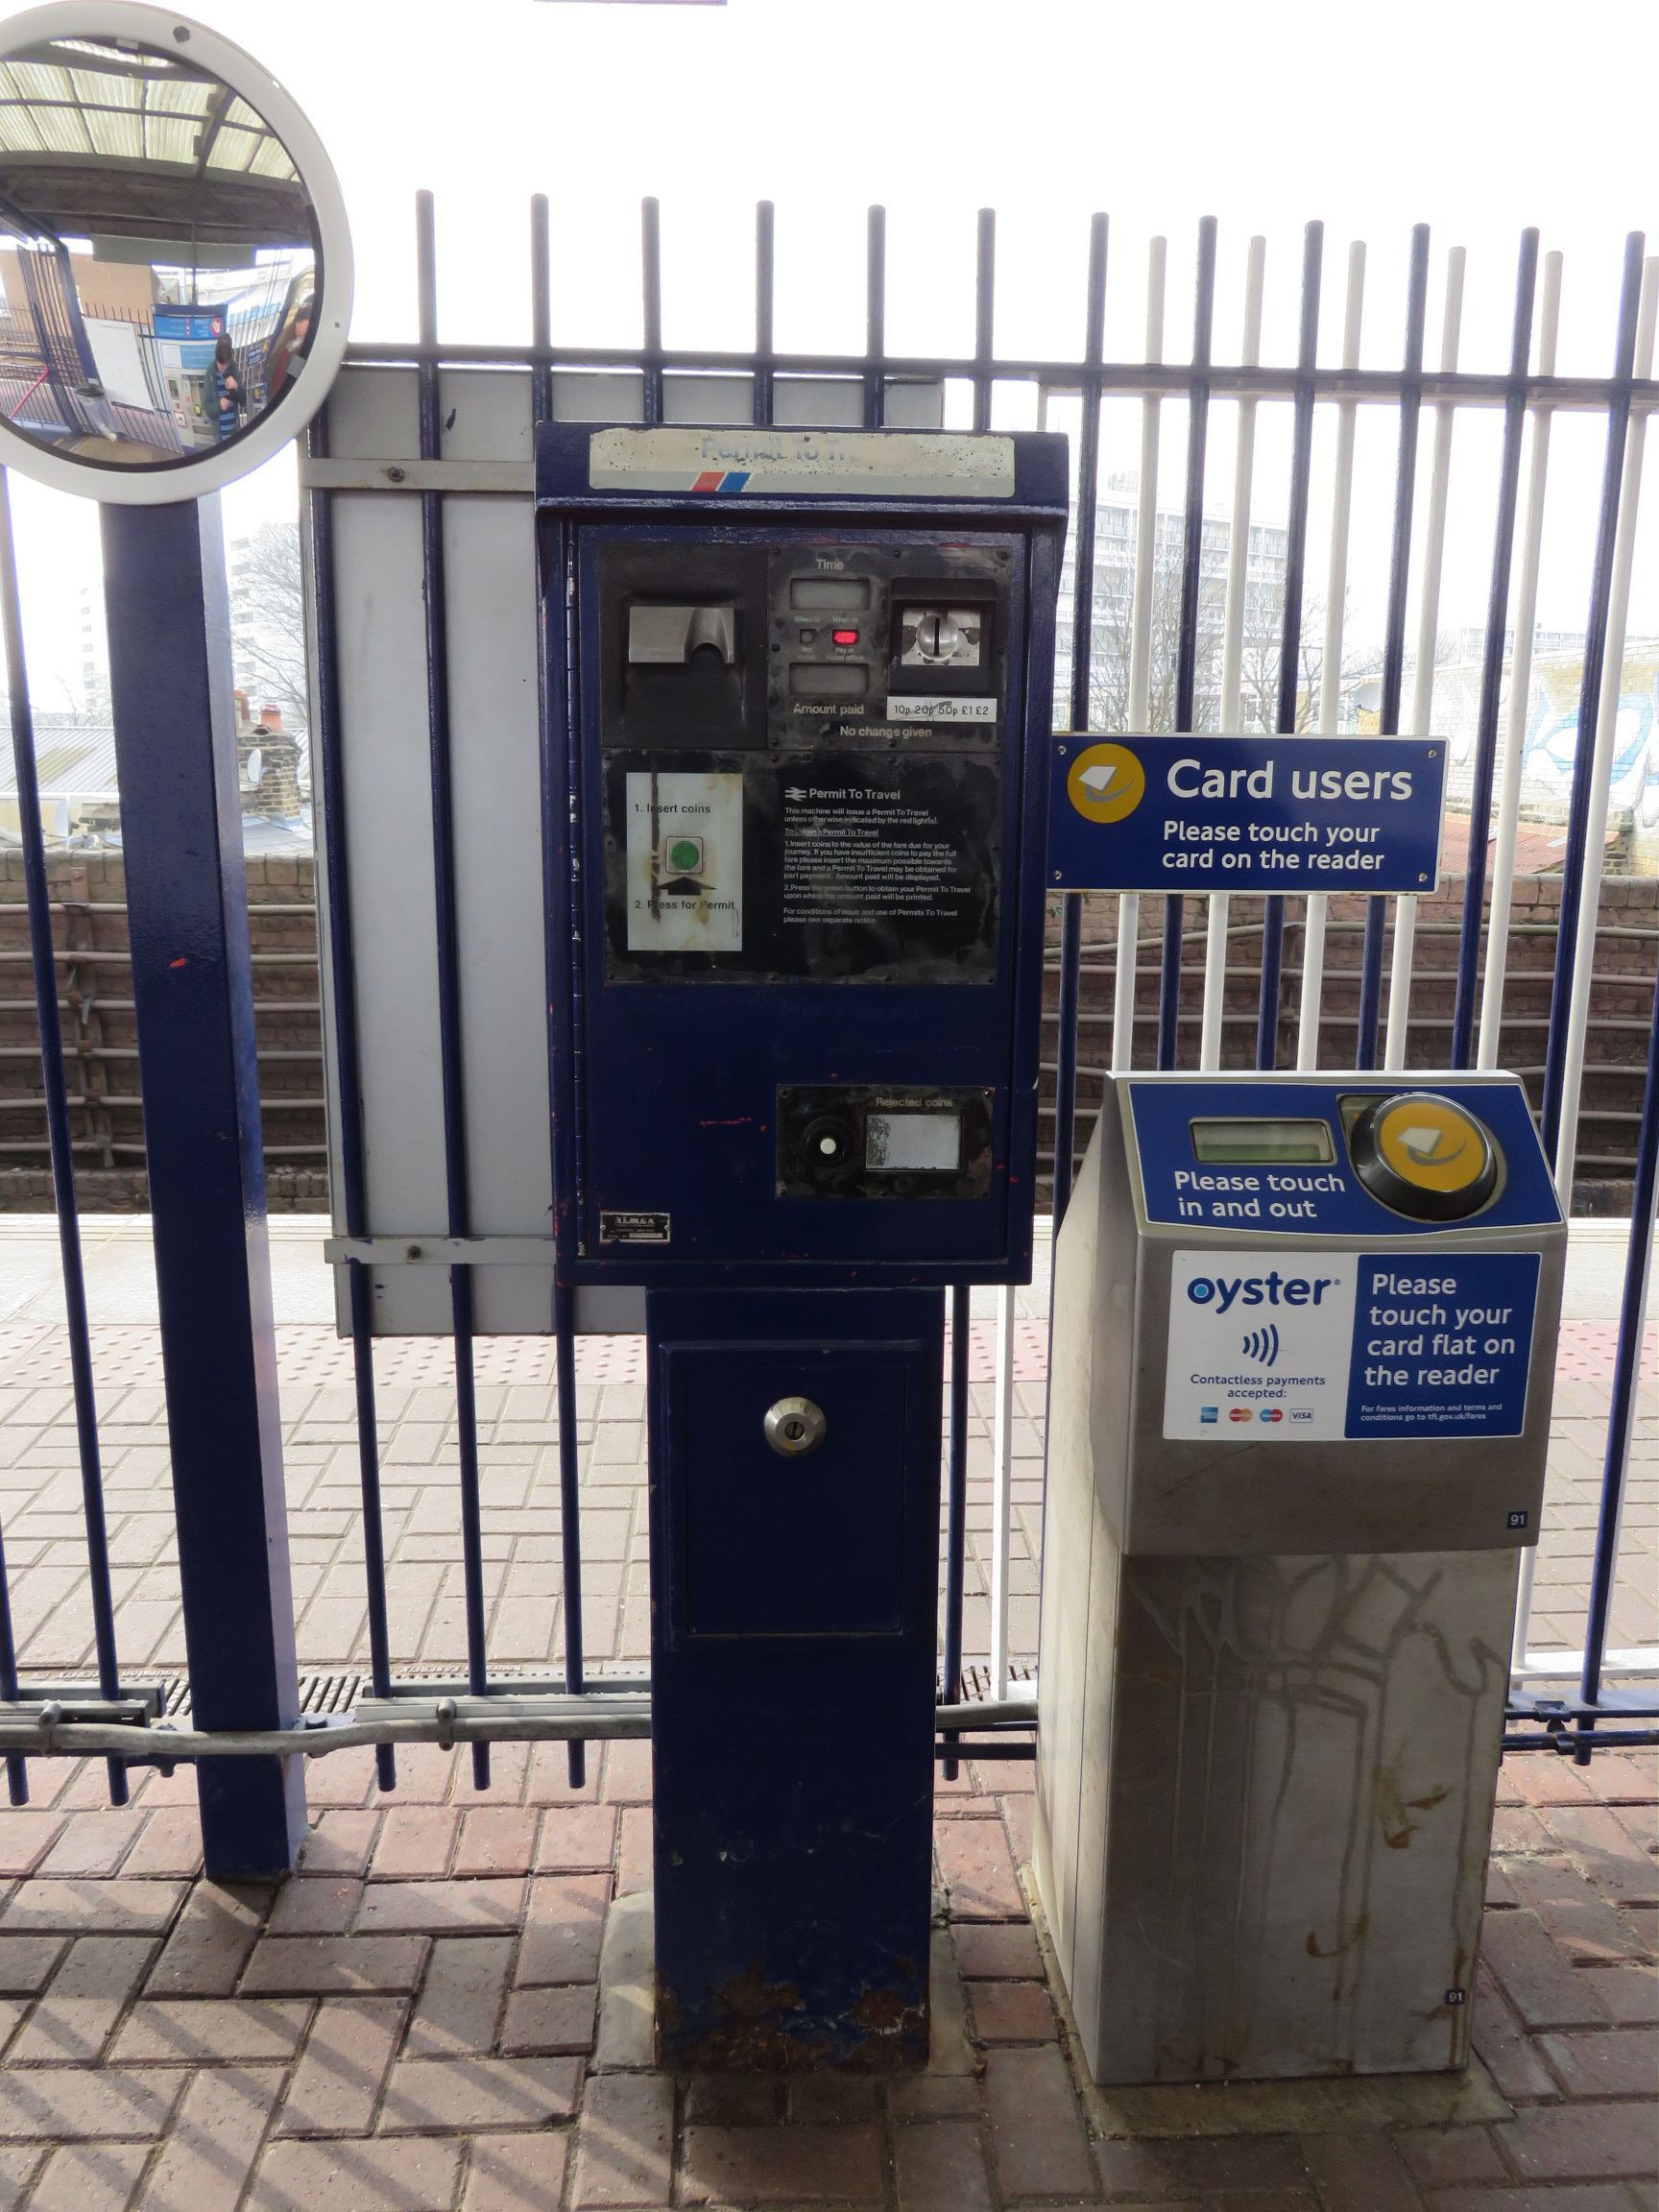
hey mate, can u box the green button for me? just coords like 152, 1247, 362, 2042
668, 839, 700, 873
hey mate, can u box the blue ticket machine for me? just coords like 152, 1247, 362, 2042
539, 423, 1066, 2066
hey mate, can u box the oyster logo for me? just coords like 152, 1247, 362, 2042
1067, 741, 1145, 824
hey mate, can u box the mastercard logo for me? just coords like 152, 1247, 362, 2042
1229, 1407, 1253, 1424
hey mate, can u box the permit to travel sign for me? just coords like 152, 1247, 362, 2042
1046, 734, 1448, 895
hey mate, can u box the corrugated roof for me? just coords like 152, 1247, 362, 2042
0, 41, 296, 180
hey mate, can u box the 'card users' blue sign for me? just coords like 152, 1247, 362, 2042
1047, 734, 1446, 893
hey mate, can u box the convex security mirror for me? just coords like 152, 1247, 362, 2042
0, 1, 349, 500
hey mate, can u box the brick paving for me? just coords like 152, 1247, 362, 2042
0, 1738, 1647, 2208
0, 1252, 1649, 2201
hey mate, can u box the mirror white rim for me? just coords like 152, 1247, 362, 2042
0, 0, 351, 503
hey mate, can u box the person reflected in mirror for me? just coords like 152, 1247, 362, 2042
263, 293, 314, 413
211, 333, 244, 444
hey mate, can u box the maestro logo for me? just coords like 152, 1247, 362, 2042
1067, 741, 1145, 824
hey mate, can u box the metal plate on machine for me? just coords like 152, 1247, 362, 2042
1162, 1248, 1542, 1441
589, 425, 1017, 498
597, 536, 1009, 984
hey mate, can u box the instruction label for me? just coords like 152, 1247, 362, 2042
1163, 1250, 1539, 1442
781, 767, 993, 947
624, 771, 743, 952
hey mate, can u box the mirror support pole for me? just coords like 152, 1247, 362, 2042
102, 496, 306, 1879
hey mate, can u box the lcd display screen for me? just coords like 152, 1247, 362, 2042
1190, 1118, 1336, 1166
865, 1111, 960, 1172
790, 576, 874, 611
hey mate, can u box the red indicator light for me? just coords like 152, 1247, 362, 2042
831, 628, 859, 646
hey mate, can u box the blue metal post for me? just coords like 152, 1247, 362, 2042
1577, 941, 1659, 1739
415, 191, 492, 1792
306, 410, 397, 1796
101, 495, 305, 1878
531, 192, 589, 1791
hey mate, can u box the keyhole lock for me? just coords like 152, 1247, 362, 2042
764, 1396, 828, 1458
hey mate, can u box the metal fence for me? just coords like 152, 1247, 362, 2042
1, 198, 1656, 1836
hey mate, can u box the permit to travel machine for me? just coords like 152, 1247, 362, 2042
1037, 1069, 1566, 2084
539, 422, 1068, 2066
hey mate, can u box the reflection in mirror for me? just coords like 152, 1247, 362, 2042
0, 30, 319, 469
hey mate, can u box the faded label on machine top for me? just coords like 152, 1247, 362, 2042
1163, 1249, 1540, 1442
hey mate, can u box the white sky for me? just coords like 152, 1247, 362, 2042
8, 0, 1659, 708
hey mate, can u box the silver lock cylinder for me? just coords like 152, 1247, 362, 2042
764, 1396, 827, 1457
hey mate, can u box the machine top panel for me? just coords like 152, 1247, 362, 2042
1122, 1072, 1562, 1238
537, 423, 1070, 518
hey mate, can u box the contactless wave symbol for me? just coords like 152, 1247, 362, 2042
1240, 1323, 1281, 1367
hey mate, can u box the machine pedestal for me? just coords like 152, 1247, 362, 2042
646, 1289, 943, 2069
1036, 1540, 1517, 2083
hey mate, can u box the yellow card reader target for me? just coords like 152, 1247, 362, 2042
1067, 742, 1145, 824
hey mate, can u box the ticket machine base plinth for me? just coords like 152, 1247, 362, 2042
646, 1288, 944, 2071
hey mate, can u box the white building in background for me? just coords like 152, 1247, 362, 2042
1053, 474, 1291, 729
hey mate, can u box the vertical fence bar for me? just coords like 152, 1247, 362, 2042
1452, 232, 1540, 1070
306, 410, 397, 1794
1480, 252, 1562, 1070
1021, 213, 1108, 1703
0, 1521, 20, 1803
532, 193, 589, 1788
1551, 257, 1657, 1197
1356, 225, 1431, 1070
1548, 233, 1654, 1176
1297, 240, 1366, 1071
1160, 216, 1216, 1070
973, 206, 995, 432
641, 197, 663, 426
3, 470, 125, 1804
1578, 944, 1659, 1733
754, 200, 775, 428
988, 1272, 1016, 1704
1051, 212, 1108, 1219
941, 1282, 972, 1779
864, 205, 885, 430
1201, 232, 1266, 1071
1384, 246, 1465, 1070
416, 191, 491, 1789
1113, 238, 1167, 1074
1255, 220, 1322, 1070
942, 210, 997, 1764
